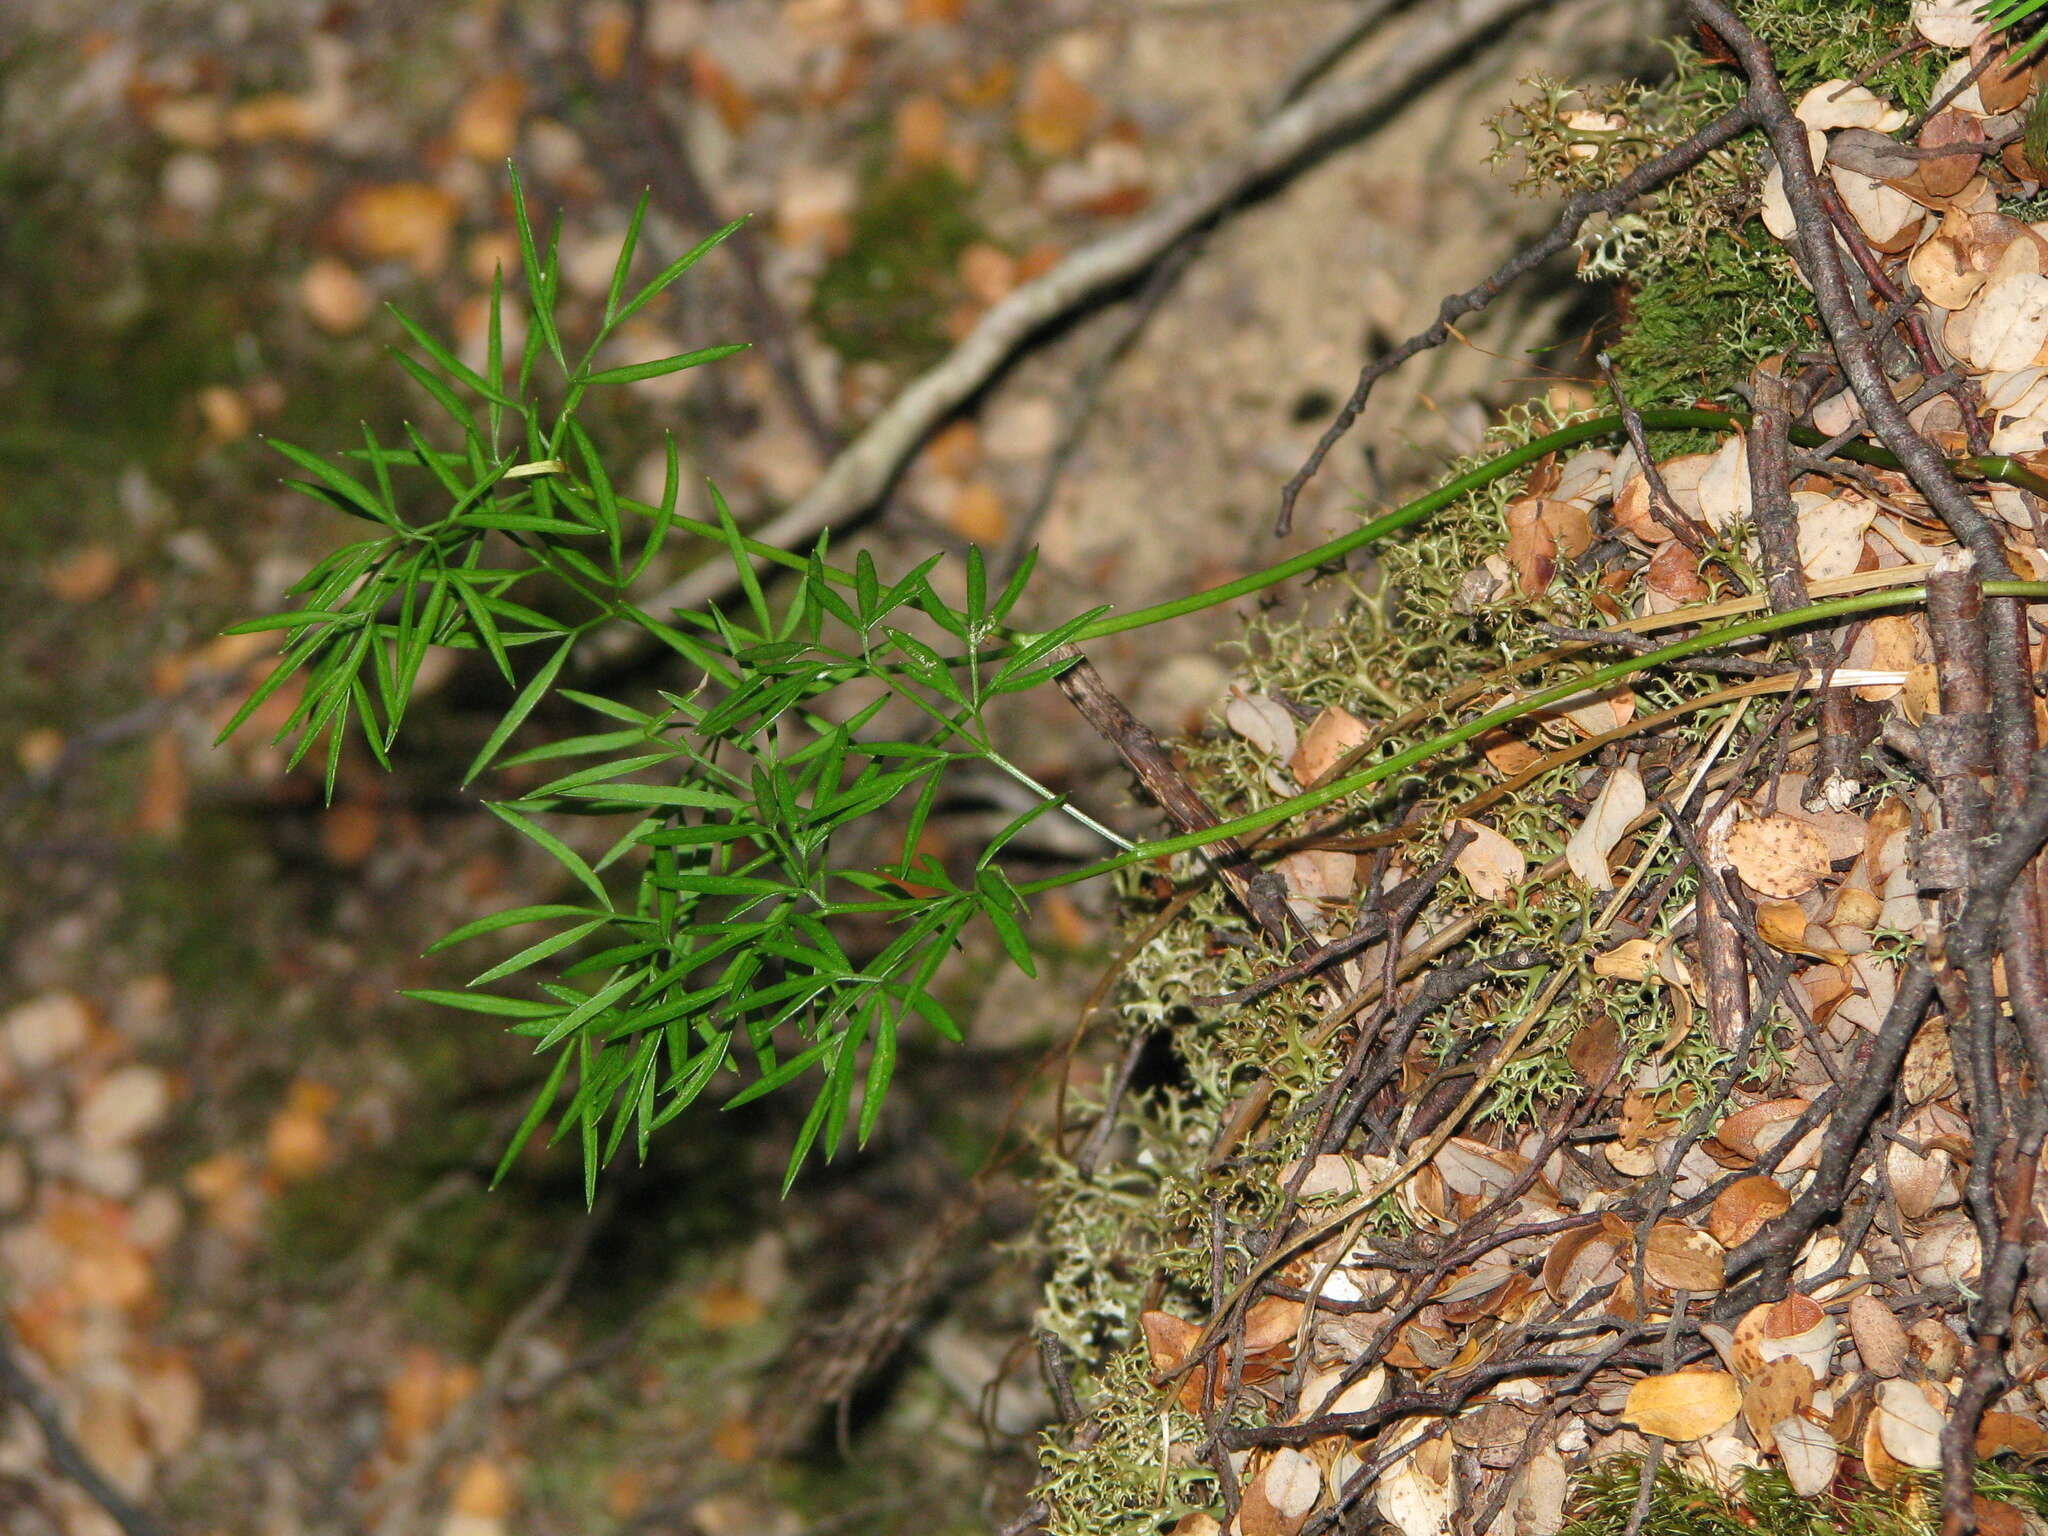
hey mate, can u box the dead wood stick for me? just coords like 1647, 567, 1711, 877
1049, 644, 1301, 948
368, 1202, 609, 1536
0, 1322, 169, 1536
1685, 0, 2035, 760
1725, 748, 2048, 1304
1940, 1110, 2046, 1536
609, 0, 1560, 640
1278, 93, 1761, 533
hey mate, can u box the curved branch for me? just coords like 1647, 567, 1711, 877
608, 0, 1559, 643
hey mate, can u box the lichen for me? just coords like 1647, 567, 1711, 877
1017, 6, 1952, 1530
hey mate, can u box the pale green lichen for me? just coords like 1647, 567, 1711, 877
1019, 7, 1966, 1531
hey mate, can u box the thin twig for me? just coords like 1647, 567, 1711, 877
1600, 350, 1708, 552
369, 1201, 612, 1536
1277, 96, 1759, 533
0, 1322, 170, 1536
607, 0, 1563, 639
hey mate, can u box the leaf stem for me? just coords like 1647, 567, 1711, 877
1015, 580, 2048, 894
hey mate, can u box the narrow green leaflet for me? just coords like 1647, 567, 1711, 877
220, 164, 1168, 1195
463, 633, 575, 785
582, 342, 749, 387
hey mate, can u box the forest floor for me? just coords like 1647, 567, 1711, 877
0, 1, 1654, 1532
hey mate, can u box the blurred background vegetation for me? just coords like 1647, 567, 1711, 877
0, 1, 1653, 1531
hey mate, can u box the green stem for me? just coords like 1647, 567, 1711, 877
1015, 579, 2048, 895
1065, 409, 1731, 642
623, 406, 2048, 657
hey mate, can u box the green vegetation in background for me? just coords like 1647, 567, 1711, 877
809, 163, 987, 371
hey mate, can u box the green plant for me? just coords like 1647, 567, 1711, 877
1987, 0, 2048, 63
224, 165, 2048, 1202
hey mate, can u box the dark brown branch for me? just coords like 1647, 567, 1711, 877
1277, 96, 1760, 534
1050, 645, 1302, 947
1600, 350, 1710, 553
0, 1323, 169, 1536
1036, 1330, 1085, 1427
1727, 748, 2048, 1298
1685, 0, 2034, 753
1940, 1112, 2045, 1536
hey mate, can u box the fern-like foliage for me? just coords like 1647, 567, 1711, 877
222, 168, 1098, 1194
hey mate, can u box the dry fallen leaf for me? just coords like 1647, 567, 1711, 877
1622, 1370, 1743, 1441
1015, 56, 1099, 159
1643, 1222, 1726, 1293
1911, 1316, 1965, 1379
1910, 215, 1987, 310
1505, 496, 1557, 596
1451, 819, 1525, 901
451, 74, 526, 161
1376, 1431, 1456, 1536
1708, 1175, 1791, 1248
333, 182, 461, 275
1773, 1414, 1840, 1496
1742, 1355, 1815, 1445
1874, 1378, 1946, 1468
1225, 691, 1299, 763
1978, 1411, 2048, 1461
1565, 759, 1646, 892
1954, 273, 2048, 370
1140, 1311, 1209, 1415
1725, 814, 1832, 899
1592, 938, 1658, 981
45, 545, 122, 603
299, 256, 374, 335
1796, 491, 1877, 581
946, 479, 1008, 544
450, 1455, 515, 1518
1755, 901, 1847, 963
1849, 1295, 1909, 1378
1291, 706, 1371, 787
1797, 79, 1907, 132
894, 93, 951, 167
1263, 1448, 1321, 1522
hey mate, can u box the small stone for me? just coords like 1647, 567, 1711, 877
6, 993, 91, 1070
775, 163, 856, 251
984, 396, 1058, 461
299, 257, 373, 335
79, 1066, 171, 1150
73, 1145, 143, 1200
111, 975, 173, 1042
128, 1187, 183, 1252
643, 0, 706, 60
160, 152, 224, 217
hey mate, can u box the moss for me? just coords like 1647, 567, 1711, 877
809, 164, 987, 372
118, 814, 274, 994
1488, 4, 1943, 405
